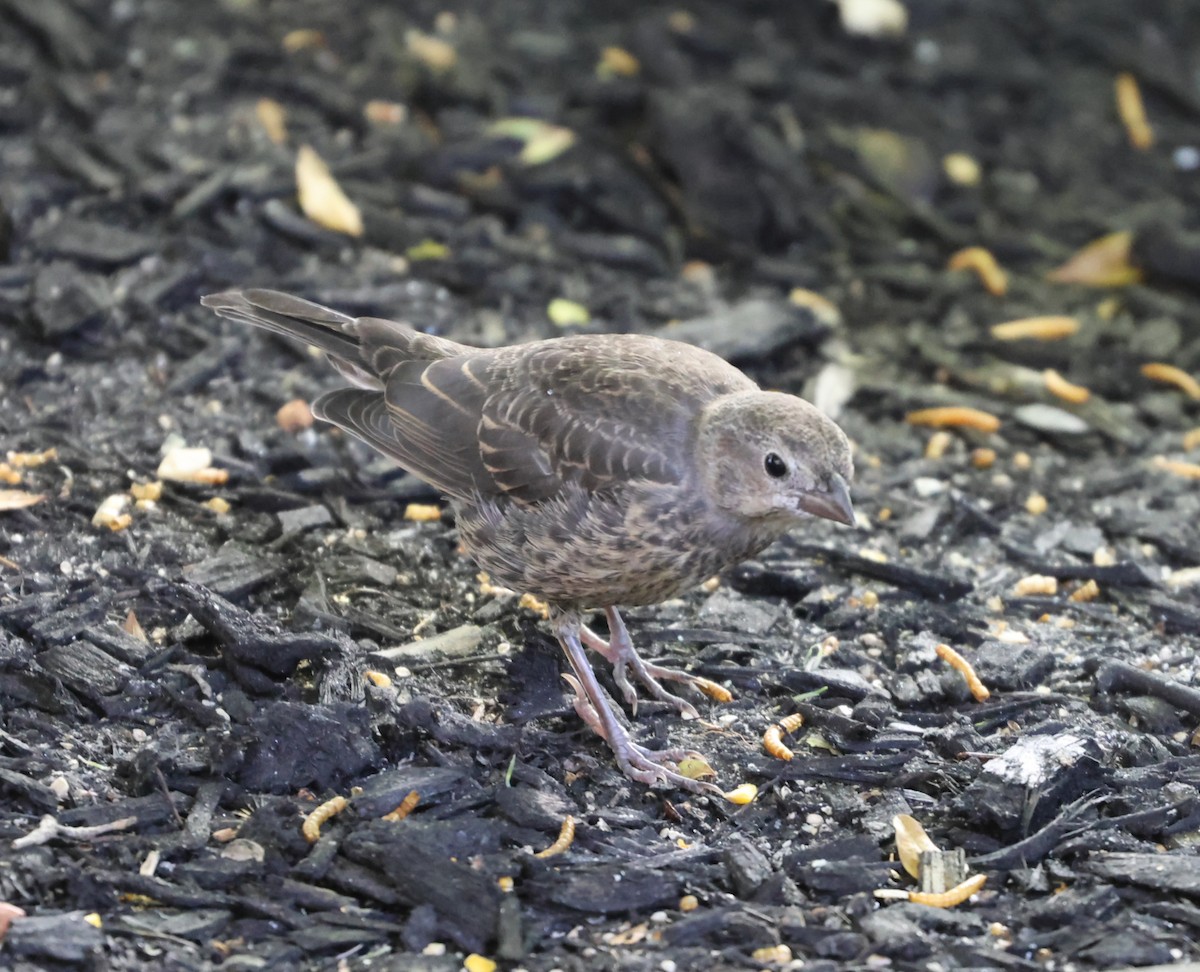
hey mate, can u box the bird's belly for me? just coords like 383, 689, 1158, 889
456, 488, 776, 610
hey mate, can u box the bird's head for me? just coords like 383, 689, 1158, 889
695, 390, 855, 528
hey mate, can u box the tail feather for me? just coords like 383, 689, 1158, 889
201, 289, 362, 364
201, 290, 470, 379
202, 287, 491, 501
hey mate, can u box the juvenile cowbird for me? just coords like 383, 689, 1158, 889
202, 290, 854, 794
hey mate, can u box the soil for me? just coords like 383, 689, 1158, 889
2, 1, 1200, 969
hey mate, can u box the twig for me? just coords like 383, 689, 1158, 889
13, 814, 138, 848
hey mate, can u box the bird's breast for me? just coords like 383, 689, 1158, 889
453, 483, 780, 610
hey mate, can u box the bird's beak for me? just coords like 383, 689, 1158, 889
796, 472, 855, 526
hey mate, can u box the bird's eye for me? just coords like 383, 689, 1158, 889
764, 452, 788, 478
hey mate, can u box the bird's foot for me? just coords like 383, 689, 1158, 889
580, 607, 733, 718
562, 674, 722, 796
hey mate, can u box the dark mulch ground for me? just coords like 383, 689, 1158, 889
3, 0, 1200, 969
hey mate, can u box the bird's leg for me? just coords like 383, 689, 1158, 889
580, 607, 731, 718
555, 613, 722, 796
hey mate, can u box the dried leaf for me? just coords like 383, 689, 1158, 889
893, 813, 938, 879
1115, 72, 1153, 150
723, 783, 758, 804
295, 145, 363, 237
547, 298, 590, 326
256, 98, 287, 144
597, 46, 639, 78
406, 30, 456, 71
405, 240, 450, 261
837, 0, 908, 38
489, 118, 576, 166
1047, 231, 1142, 287
677, 756, 718, 781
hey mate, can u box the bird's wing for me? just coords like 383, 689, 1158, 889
474, 335, 756, 504
322, 325, 498, 501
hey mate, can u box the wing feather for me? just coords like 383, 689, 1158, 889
315, 388, 485, 498
475, 335, 757, 503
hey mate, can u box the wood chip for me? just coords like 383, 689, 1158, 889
1166, 567, 1200, 591
906, 407, 1001, 433
1140, 363, 1200, 400
295, 145, 363, 237
990, 316, 1079, 341
948, 246, 1007, 296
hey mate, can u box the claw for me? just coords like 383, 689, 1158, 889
556, 615, 723, 796
580, 607, 730, 720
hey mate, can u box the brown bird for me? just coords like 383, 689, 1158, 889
202, 289, 854, 794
